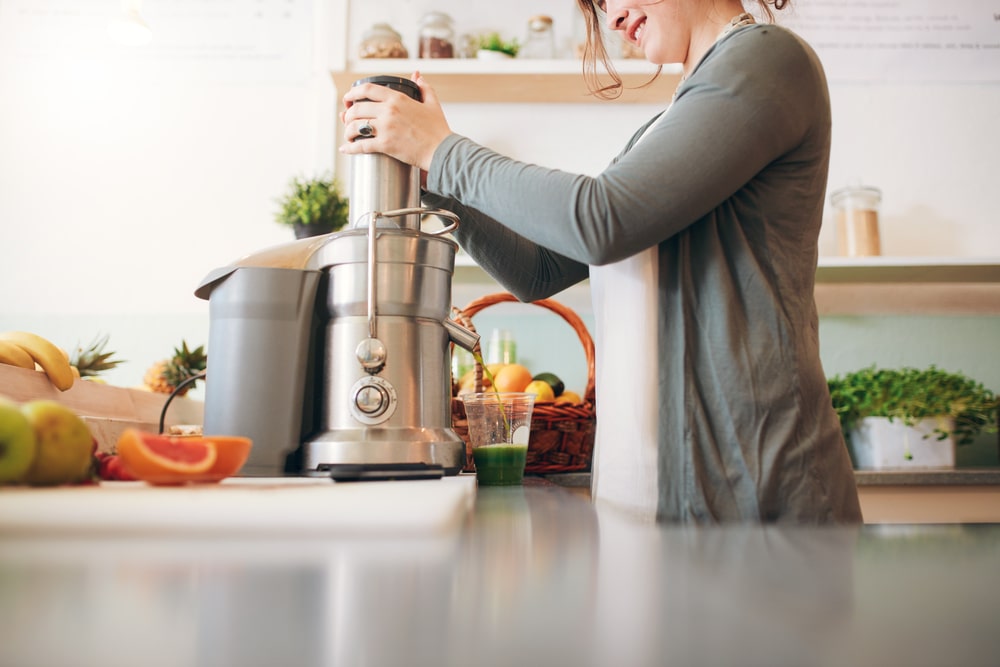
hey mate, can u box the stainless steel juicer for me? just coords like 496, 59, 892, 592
195, 76, 477, 476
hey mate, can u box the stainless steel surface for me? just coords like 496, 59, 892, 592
443, 316, 480, 350
2, 481, 998, 667
349, 152, 422, 229
347, 76, 425, 231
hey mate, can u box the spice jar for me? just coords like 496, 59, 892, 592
519, 15, 556, 59
418, 12, 455, 58
358, 23, 408, 59
830, 185, 882, 257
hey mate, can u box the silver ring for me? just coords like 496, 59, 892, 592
358, 121, 374, 138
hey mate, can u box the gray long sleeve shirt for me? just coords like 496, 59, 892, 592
424, 24, 862, 523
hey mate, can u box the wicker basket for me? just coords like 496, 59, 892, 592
450, 293, 596, 474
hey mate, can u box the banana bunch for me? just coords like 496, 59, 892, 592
0, 331, 75, 391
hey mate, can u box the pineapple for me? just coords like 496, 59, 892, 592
70, 333, 125, 380
143, 340, 207, 397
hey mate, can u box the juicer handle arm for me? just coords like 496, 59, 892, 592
367, 211, 379, 340
422, 208, 460, 236
375, 207, 460, 235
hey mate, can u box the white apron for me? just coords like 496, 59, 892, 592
589, 112, 669, 521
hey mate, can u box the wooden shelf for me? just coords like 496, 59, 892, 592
815, 257, 1000, 284
332, 59, 682, 104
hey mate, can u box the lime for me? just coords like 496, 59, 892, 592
532, 372, 564, 397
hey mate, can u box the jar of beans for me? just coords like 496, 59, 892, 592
418, 12, 455, 58
359, 23, 408, 59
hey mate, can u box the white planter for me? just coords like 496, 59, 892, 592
476, 49, 513, 60
847, 416, 956, 470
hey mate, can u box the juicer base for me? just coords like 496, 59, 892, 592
302, 427, 466, 476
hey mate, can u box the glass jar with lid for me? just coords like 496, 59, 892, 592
418, 11, 455, 58
519, 15, 556, 59
830, 185, 882, 257
358, 23, 408, 59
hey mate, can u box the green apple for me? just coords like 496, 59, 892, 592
0, 397, 37, 484
21, 400, 93, 486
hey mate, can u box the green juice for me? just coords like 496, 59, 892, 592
472, 444, 528, 486
471, 350, 511, 436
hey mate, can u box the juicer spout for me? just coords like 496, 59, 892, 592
444, 318, 480, 352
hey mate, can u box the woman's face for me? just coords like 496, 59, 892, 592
602, 0, 691, 65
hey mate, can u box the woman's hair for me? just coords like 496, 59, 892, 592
576, 0, 790, 99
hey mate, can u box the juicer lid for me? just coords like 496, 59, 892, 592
193, 234, 331, 300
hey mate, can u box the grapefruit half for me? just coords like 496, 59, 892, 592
189, 435, 252, 483
117, 429, 217, 485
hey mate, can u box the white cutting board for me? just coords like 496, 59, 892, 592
0, 476, 477, 536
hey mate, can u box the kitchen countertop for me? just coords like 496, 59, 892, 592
1, 477, 998, 667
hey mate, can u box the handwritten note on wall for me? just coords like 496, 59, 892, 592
0, 0, 314, 83
778, 0, 1000, 83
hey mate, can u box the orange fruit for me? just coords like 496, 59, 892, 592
492, 364, 533, 393
554, 390, 582, 405
524, 380, 555, 402
117, 428, 217, 486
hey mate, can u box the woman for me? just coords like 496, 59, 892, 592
340, 0, 863, 523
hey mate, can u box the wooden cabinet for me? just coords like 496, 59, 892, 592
855, 470, 1000, 524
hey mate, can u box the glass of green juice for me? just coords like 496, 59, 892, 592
461, 392, 535, 486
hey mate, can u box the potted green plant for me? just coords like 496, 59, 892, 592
476, 32, 519, 59
827, 365, 998, 469
274, 174, 349, 239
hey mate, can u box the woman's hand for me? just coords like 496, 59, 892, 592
339, 72, 452, 173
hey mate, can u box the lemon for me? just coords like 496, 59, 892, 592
524, 380, 555, 402
532, 372, 564, 397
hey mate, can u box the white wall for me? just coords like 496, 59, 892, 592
823, 82, 999, 257
0, 0, 338, 393
1, 0, 999, 394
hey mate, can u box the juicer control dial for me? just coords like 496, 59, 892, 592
349, 376, 397, 425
